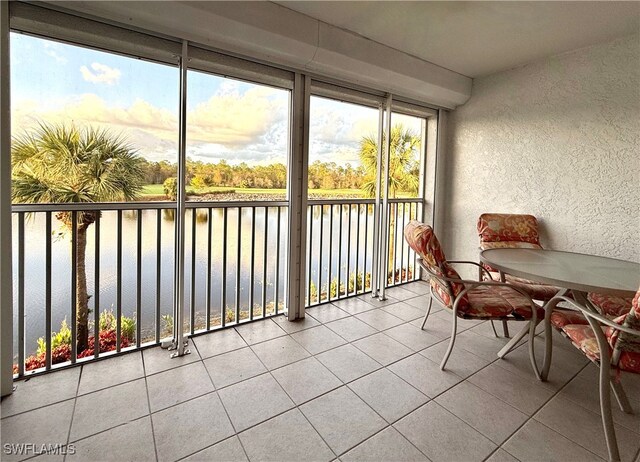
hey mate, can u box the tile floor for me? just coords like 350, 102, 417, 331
2, 281, 640, 462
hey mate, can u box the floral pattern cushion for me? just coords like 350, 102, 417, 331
404, 221, 468, 309
551, 309, 588, 329
588, 292, 634, 318
477, 213, 542, 246
480, 241, 542, 250
607, 290, 640, 353
464, 285, 537, 319
404, 221, 538, 320
563, 324, 640, 374
503, 274, 560, 302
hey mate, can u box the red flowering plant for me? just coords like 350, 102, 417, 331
15, 310, 135, 373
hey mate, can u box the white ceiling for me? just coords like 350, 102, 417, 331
275, 1, 640, 78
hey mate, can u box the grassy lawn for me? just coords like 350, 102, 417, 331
141, 184, 415, 199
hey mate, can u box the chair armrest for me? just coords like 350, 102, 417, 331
417, 258, 535, 304
549, 295, 640, 337
447, 260, 494, 280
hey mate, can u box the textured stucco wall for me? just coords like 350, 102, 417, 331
443, 34, 640, 267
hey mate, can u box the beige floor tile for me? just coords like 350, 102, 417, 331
250, 335, 310, 370
239, 409, 335, 462
203, 347, 266, 389
534, 394, 640, 461
234, 319, 286, 345
1, 367, 79, 418
503, 419, 604, 462
70, 379, 148, 441
192, 328, 247, 359
218, 373, 294, 431
388, 354, 463, 398
394, 401, 497, 462
316, 344, 382, 383
436, 381, 528, 444
272, 357, 342, 404
353, 333, 413, 366
349, 368, 429, 423
341, 427, 428, 462
183, 436, 248, 462
1, 400, 75, 462
152, 393, 234, 462
290, 325, 347, 355
146, 362, 214, 412
68, 416, 155, 462
300, 386, 386, 455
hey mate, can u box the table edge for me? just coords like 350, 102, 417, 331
479, 248, 639, 297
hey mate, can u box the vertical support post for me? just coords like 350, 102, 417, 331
46, 213, 53, 367
370, 104, 384, 298
155, 209, 162, 341
0, 1, 11, 395
249, 207, 255, 320
17, 214, 24, 376
285, 73, 309, 321
432, 110, 447, 240
94, 213, 100, 357
274, 207, 281, 313
171, 40, 190, 357
71, 211, 78, 362
379, 94, 393, 300
136, 210, 142, 346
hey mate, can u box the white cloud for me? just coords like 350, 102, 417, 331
80, 62, 121, 85
43, 43, 67, 64
11, 90, 288, 162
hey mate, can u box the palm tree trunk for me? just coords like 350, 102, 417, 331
76, 224, 89, 352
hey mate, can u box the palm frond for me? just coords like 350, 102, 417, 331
12, 122, 145, 205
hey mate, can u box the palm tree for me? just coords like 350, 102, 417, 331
359, 124, 420, 199
359, 124, 421, 283
12, 123, 145, 352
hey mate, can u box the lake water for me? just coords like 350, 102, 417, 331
12, 202, 416, 357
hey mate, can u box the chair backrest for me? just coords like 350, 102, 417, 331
404, 220, 468, 309
609, 289, 640, 354
477, 213, 543, 250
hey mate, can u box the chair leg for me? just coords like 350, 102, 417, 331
610, 380, 633, 414
497, 321, 531, 359
440, 311, 458, 371
584, 314, 621, 462
420, 297, 433, 330
599, 364, 621, 461
502, 319, 510, 338
527, 319, 541, 380
489, 320, 499, 338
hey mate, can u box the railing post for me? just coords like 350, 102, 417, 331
170, 39, 190, 357
285, 73, 309, 321
379, 94, 393, 300
370, 104, 384, 298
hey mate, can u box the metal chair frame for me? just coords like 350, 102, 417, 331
542, 295, 637, 462
418, 258, 541, 376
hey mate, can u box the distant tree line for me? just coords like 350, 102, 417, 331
140, 158, 366, 190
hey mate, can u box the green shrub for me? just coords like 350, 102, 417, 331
99, 309, 136, 342
36, 318, 71, 356
163, 177, 177, 200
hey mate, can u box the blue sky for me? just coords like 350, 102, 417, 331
11, 32, 422, 168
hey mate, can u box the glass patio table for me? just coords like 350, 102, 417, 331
479, 248, 640, 378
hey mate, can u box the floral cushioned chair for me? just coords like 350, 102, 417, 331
478, 213, 633, 325
543, 290, 640, 462
477, 213, 561, 302
404, 220, 542, 372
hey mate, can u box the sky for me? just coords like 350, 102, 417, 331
11, 32, 423, 169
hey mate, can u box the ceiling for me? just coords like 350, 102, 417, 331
275, 1, 640, 78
